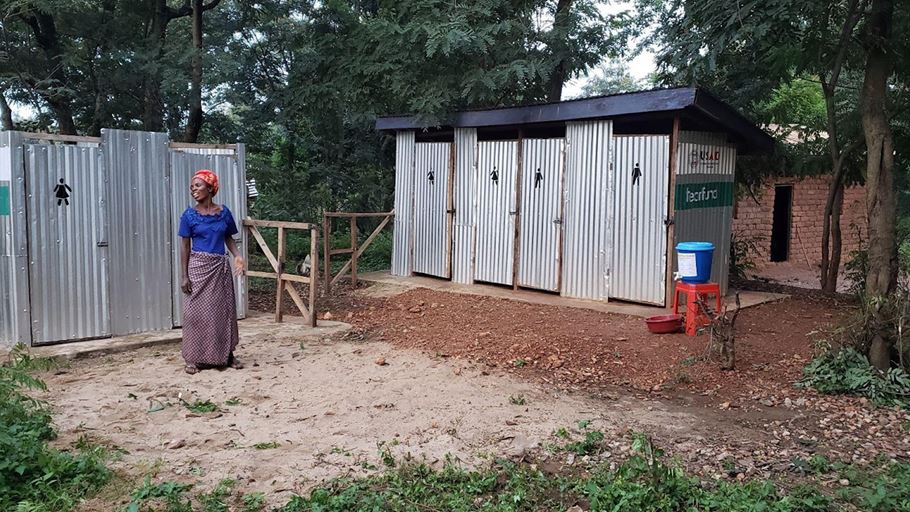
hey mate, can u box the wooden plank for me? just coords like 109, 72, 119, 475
446, 142, 455, 278
285, 282, 311, 319
275, 227, 286, 323
330, 213, 393, 286
356, 214, 392, 259
248, 226, 279, 272
665, 116, 681, 309
309, 227, 319, 327
323, 215, 331, 293
246, 270, 278, 279
332, 259, 353, 286
169, 142, 237, 150
23, 133, 102, 144
512, 130, 524, 291
324, 211, 395, 219
246, 270, 309, 284
351, 218, 359, 286
329, 248, 354, 256
243, 218, 316, 230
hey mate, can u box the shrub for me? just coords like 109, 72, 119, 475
799, 347, 910, 406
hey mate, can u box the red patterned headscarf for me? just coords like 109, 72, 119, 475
192, 169, 219, 196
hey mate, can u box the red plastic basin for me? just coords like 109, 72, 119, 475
645, 314, 682, 334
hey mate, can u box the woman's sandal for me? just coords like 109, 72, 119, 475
185, 364, 199, 375
227, 354, 244, 370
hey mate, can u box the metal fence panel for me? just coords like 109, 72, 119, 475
25, 144, 110, 343
104, 129, 173, 335
518, 138, 564, 291
0, 132, 31, 346
562, 121, 613, 300
452, 128, 476, 284
474, 140, 518, 285
391, 131, 415, 276
170, 150, 248, 327
611, 135, 670, 305
412, 142, 452, 278
674, 135, 737, 293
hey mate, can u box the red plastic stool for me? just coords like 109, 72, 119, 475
672, 281, 722, 336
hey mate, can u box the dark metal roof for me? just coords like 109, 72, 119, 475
375, 87, 775, 154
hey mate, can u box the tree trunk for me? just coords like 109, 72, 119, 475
0, 90, 15, 130
142, 0, 170, 132
861, 0, 897, 371
546, 0, 574, 102
23, 10, 77, 134
825, 183, 844, 292
184, 0, 205, 143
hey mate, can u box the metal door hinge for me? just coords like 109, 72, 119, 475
96, 241, 109, 247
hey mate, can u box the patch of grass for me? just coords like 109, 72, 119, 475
253, 442, 280, 450
224, 397, 242, 406
241, 492, 266, 512
555, 427, 569, 439
799, 347, 910, 407
508, 395, 526, 406
576, 419, 591, 429
1, 344, 111, 511
564, 430, 606, 456
511, 358, 528, 368
183, 399, 220, 414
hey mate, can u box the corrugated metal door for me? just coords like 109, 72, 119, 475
391, 131, 416, 276
611, 136, 670, 305
518, 138, 564, 291
474, 140, 518, 285
171, 151, 247, 327
25, 144, 111, 344
412, 142, 452, 278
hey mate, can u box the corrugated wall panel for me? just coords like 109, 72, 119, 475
562, 121, 613, 300
474, 140, 517, 285
518, 138, 564, 291
0, 132, 30, 346
452, 128, 476, 284
412, 142, 451, 278
104, 129, 173, 334
674, 135, 737, 293
25, 144, 110, 343
170, 150, 248, 327
611, 136, 670, 305
391, 131, 415, 276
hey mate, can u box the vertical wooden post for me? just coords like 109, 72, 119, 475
350, 217, 359, 287
275, 226, 286, 323
665, 116, 681, 309
512, 129, 524, 291
323, 214, 331, 294
310, 227, 319, 327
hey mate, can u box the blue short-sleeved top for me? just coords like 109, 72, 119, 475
178, 205, 239, 255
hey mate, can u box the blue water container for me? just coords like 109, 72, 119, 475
676, 242, 715, 284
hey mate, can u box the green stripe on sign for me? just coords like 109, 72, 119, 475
675, 181, 734, 211
0, 185, 9, 216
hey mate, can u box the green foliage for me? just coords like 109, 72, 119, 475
0, 344, 111, 511
508, 395, 527, 406
729, 230, 762, 282
182, 400, 219, 414
252, 442, 280, 450
564, 430, 605, 456
799, 347, 910, 406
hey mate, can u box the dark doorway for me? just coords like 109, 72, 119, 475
770, 185, 793, 262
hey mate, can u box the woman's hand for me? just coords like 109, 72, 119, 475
233, 256, 245, 276
181, 277, 192, 295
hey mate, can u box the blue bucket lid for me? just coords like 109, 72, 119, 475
676, 241, 714, 251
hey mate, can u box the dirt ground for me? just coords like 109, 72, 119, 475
38, 282, 910, 508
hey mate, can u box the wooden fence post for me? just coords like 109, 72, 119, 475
275, 226, 286, 323
350, 217, 359, 287
310, 227, 319, 327
323, 214, 331, 294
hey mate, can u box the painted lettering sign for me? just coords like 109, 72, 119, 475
0, 184, 9, 216
689, 148, 721, 171
674, 181, 734, 211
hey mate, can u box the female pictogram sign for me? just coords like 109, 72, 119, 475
54, 178, 72, 206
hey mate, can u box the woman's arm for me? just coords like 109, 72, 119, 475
226, 236, 244, 276
181, 237, 192, 294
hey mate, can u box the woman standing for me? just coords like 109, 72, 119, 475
179, 169, 245, 375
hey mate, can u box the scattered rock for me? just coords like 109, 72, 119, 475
167, 439, 186, 450
375, 357, 388, 366
323, 312, 333, 320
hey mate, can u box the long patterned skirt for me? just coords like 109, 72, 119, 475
182, 251, 239, 366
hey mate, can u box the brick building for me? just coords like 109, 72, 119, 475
733, 176, 867, 281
